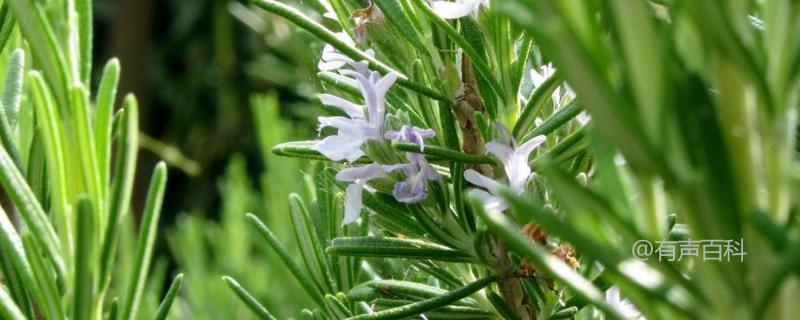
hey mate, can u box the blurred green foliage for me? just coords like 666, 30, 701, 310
165, 93, 310, 319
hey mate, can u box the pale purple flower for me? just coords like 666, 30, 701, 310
388, 161, 441, 203
312, 69, 399, 162
385, 125, 441, 203
318, 33, 373, 74
465, 129, 546, 211
486, 134, 546, 191
385, 125, 436, 150
576, 111, 592, 126
336, 163, 391, 225
605, 286, 644, 319
430, 0, 488, 19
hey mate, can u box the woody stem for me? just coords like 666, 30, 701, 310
455, 57, 535, 320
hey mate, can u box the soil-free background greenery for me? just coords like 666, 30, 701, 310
2, 0, 799, 319
94, 0, 324, 317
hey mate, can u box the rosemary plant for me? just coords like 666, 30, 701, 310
224, 0, 800, 320
0, 1, 181, 319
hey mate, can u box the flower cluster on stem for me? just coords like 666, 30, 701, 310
314, 45, 441, 225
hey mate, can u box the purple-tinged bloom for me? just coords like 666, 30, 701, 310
388, 157, 442, 203
430, 0, 488, 19
487, 134, 546, 192
465, 128, 546, 211
312, 70, 399, 162
318, 32, 372, 74
576, 111, 592, 126
336, 163, 391, 225
385, 125, 441, 203
385, 125, 436, 151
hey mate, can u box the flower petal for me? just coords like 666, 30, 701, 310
430, 0, 482, 19
313, 135, 366, 162
469, 189, 508, 212
320, 94, 364, 119
464, 169, 503, 191
418, 160, 442, 181
342, 182, 365, 225
486, 141, 514, 166
392, 174, 428, 203
335, 163, 387, 182
516, 135, 546, 160
576, 111, 592, 126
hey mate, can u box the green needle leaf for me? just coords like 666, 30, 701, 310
246, 213, 326, 307
271, 140, 370, 163
76, 0, 93, 84
391, 141, 494, 164
348, 279, 478, 305
0, 121, 63, 278
120, 162, 168, 320
5, 0, 71, 105
94, 58, 121, 202
72, 197, 95, 320
2, 48, 24, 132
29, 72, 72, 258
328, 237, 475, 262
99, 95, 139, 291
223, 276, 278, 320
288, 193, 336, 294
345, 275, 498, 320
70, 86, 103, 224
0, 5, 16, 53
521, 100, 583, 142
0, 49, 25, 173
0, 245, 33, 319
153, 273, 184, 320
0, 206, 55, 319
0, 285, 26, 320
20, 232, 62, 320
513, 72, 562, 138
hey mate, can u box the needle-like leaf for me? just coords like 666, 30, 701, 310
153, 273, 184, 320
223, 276, 279, 320
120, 162, 168, 320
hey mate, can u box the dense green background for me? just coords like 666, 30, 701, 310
94, 0, 326, 317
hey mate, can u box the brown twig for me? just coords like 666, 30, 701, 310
455, 57, 535, 320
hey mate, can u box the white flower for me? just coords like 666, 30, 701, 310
318, 32, 372, 73
336, 163, 391, 225
430, 0, 488, 19
576, 111, 592, 126
312, 69, 398, 162
605, 286, 644, 319
465, 128, 546, 211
